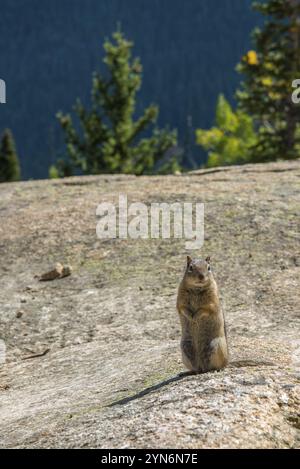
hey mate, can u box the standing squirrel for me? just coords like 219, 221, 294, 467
177, 256, 228, 373
177, 256, 274, 373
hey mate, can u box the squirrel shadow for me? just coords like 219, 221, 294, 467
107, 371, 201, 408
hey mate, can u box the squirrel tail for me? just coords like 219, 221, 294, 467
229, 359, 275, 368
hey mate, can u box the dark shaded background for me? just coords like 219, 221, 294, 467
0, 0, 261, 179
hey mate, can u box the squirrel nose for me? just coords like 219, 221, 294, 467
198, 273, 205, 281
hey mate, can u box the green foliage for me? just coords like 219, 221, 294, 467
48, 165, 59, 179
195, 95, 257, 167
0, 129, 21, 182
236, 0, 300, 161
48, 159, 73, 179
57, 30, 179, 175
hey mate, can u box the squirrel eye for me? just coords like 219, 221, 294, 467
207, 265, 211, 271
189, 265, 193, 272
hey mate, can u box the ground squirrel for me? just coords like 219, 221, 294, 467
177, 256, 274, 373
177, 256, 228, 373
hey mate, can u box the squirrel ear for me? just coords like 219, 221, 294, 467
205, 256, 211, 264
187, 255, 192, 266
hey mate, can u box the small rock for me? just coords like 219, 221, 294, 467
278, 392, 289, 405
38, 263, 72, 281
39, 263, 63, 281
0, 384, 10, 391
16, 311, 23, 318
60, 265, 72, 278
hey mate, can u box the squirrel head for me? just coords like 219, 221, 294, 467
184, 255, 212, 289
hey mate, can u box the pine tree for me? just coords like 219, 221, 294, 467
0, 129, 21, 182
237, 0, 300, 161
195, 94, 257, 167
57, 30, 179, 175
